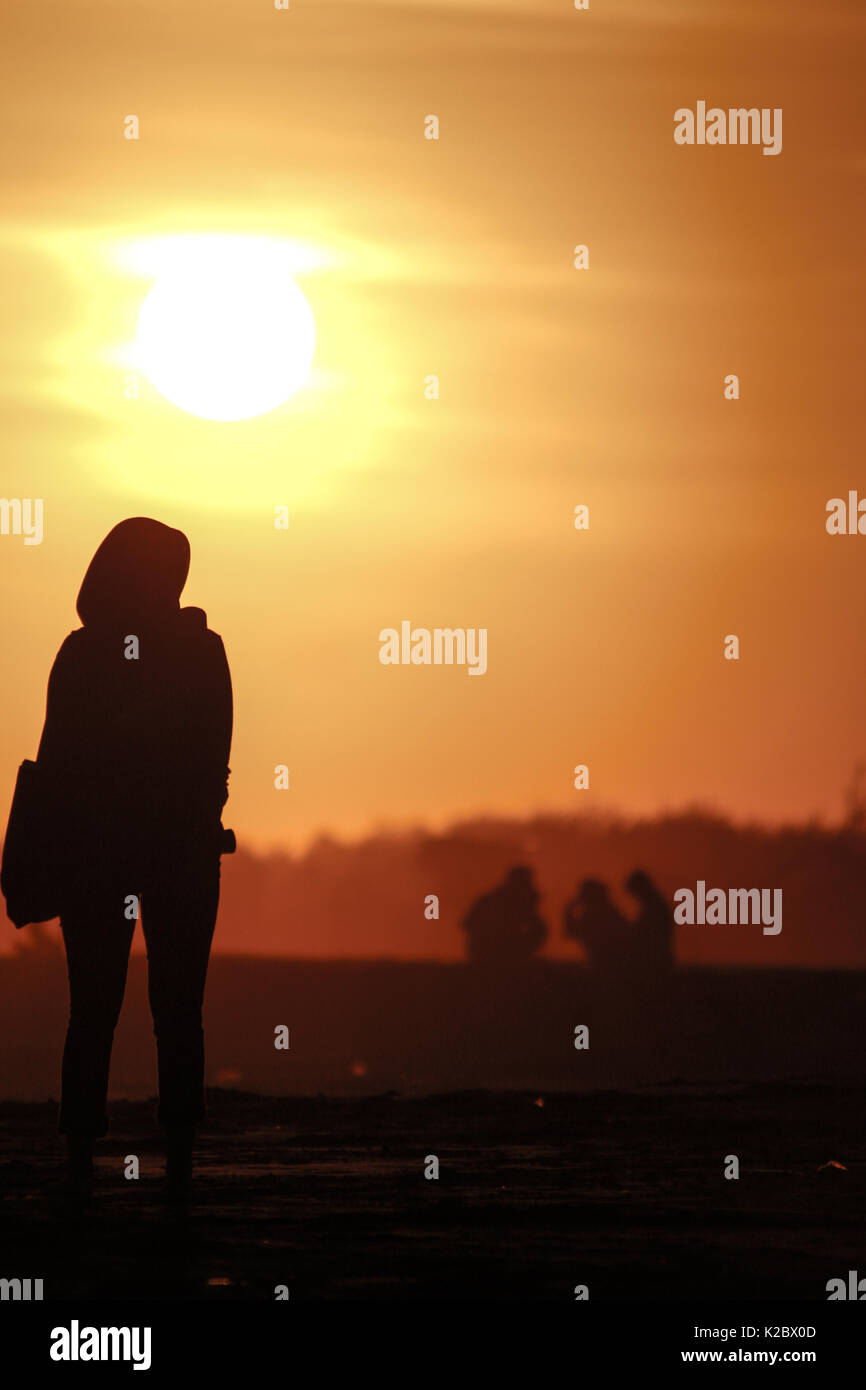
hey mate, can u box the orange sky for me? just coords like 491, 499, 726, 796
1, 0, 865, 851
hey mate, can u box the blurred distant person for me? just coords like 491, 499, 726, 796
462, 866, 547, 965
32, 518, 233, 1204
624, 869, 675, 975
563, 878, 630, 974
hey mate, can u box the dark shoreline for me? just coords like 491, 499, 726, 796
1, 958, 864, 1099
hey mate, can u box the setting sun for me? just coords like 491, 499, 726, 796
135, 236, 316, 421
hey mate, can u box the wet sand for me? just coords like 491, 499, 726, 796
1, 1084, 862, 1300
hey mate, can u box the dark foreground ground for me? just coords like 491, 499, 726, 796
0, 1083, 862, 1300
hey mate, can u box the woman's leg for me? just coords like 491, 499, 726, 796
141, 859, 220, 1189
59, 890, 136, 1183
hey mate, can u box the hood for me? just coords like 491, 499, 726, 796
76, 517, 191, 629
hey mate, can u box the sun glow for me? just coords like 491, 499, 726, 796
136, 236, 316, 421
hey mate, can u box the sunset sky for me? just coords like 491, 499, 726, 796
2, 0, 865, 852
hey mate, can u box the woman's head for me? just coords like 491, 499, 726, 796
76, 517, 191, 628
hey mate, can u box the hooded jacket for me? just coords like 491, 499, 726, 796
36, 518, 233, 888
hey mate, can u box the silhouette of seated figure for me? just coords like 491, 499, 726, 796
624, 868, 675, 974
462, 865, 547, 965
562, 878, 630, 973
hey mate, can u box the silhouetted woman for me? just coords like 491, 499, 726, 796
37, 518, 232, 1201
